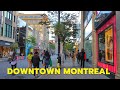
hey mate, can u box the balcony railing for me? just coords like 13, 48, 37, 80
94, 11, 113, 30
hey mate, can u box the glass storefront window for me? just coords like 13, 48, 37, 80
98, 25, 113, 64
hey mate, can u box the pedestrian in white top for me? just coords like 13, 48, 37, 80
9, 51, 17, 75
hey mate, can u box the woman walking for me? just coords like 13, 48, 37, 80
71, 51, 76, 66
27, 52, 33, 68
9, 51, 17, 75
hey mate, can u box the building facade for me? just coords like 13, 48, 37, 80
81, 11, 120, 79
16, 18, 27, 56
17, 13, 49, 51
94, 11, 117, 78
0, 11, 17, 57
80, 11, 93, 63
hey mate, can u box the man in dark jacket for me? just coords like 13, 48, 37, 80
31, 52, 40, 78
57, 54, 61, 68
77, 50, 81, 64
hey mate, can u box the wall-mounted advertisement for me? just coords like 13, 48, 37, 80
105, 26, 113, 63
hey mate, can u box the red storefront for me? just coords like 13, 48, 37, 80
95, 11, 117, 75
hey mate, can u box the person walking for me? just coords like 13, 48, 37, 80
44, 50, 50, 69
80, 48, 86, 68
9, 51, 17, 75
61, 53, 64, 66
27, 52, 33, 68
71, 51, 76, 66
77, 50, 81, 64
64, 52, 66, 60
42, 50, 46, 64
57, 54, 61, 68
31, 52, 40, 78
8, 50, 13, 61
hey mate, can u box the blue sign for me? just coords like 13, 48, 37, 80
0, 40, 12, 46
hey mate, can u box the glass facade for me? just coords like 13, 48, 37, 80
3, 23, 12, 38
84, 35, 92, 63
4, 11, 12, 20
84, 11, 93, 63
85, 18, 92, 38
84, 11, 92, 29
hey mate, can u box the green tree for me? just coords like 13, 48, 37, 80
26, 36, 36, 47
64, 42, 74, 52
10, 42, 18, 51
49, 43, 55, 50
49, 12, 79, 47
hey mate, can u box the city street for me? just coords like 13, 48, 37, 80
38, 55, 110, 79
0, 55, 60, 79
0, 55, 109, 79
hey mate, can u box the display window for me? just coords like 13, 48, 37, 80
98, 25, 113, 65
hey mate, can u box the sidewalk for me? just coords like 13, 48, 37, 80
0, 58, 8, 62
38, 56, 110, 79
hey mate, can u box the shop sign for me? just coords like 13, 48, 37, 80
0, 40, 11, 46
5, 43, 10, 45
94, 11, 112, 29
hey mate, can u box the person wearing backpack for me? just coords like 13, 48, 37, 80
80, 48, 86, 68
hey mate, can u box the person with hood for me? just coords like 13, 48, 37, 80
31, 52, 40, 78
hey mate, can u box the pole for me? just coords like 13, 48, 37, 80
58, 11, 60, 56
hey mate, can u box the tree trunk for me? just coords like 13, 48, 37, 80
58, 11, 60, 56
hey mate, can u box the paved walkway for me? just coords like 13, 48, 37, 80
38, 56, 110, 79
0, 55, 110, 79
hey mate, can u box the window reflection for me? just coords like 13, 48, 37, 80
85, 19, 92, 38
98, 25, 113, 64
98, 31, 105, 62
